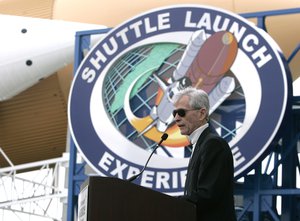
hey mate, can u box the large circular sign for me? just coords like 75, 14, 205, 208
68, 5, 291, 194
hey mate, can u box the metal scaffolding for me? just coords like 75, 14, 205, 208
234, 96, 300, 220
0, 150, 69, 220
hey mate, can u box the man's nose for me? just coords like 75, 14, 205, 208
174, 114, 180, 122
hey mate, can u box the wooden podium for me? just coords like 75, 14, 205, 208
77, 176, 196, 221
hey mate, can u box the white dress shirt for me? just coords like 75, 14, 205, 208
188, 123, 209, 157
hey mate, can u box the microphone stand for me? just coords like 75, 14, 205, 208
127, 133, 168, 182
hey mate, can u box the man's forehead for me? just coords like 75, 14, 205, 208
175, 95, 190, 107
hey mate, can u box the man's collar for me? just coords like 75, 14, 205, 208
189, 123, 209, 146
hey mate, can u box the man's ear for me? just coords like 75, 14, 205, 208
199, 108, 207, 121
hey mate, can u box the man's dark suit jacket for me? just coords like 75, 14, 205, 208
182, 127, 236, 221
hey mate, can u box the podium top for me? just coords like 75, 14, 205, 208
79, 176, 197, 221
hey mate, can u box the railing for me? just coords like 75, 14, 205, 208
0, 148, 69, 220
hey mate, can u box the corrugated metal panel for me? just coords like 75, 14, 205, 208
0, 74, 67, 166
0, 0, 54, 18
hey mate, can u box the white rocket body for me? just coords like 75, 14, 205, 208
0, 15, 107, 101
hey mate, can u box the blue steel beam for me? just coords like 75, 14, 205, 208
66, 28, 111, 221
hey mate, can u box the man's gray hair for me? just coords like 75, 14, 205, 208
172, 87, 210, 118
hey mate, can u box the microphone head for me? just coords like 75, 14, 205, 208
161, 133, 168, 141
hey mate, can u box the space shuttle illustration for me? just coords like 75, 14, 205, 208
147, 29, 238, 133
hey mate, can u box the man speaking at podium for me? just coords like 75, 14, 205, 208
172, 87, 236, 221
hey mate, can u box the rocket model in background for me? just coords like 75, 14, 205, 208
149, 30, 238, 133
0, 15, 107, 101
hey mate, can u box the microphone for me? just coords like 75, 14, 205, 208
127, 133, 168, 182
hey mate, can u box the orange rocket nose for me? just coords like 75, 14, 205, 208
186, 30, 238, 93
222, 32, 234, 45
